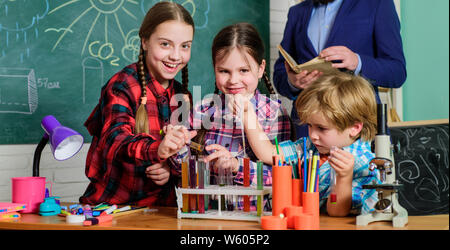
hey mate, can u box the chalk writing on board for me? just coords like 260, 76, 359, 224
0, 0, 49, 63
37, 78, 61, 89
391, 124, 449, 215
0, 67, 38, 114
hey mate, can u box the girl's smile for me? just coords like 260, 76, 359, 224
226, 87, 246, 94
142, 20, 193, 88
214, 47, 265, 96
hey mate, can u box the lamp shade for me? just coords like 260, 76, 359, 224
41, 115, 84, 161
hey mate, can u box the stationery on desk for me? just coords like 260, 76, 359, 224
0, 202, 26, 213
0, 202, 26, 220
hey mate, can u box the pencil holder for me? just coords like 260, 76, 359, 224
272, 165, 292, 216
302, 192, 320, 229
293, 213, 314, 230
261, 215, 287, 230
284, 205, 303, 229
292, 179, 302, 206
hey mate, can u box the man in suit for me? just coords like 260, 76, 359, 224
273, 0, 406, 138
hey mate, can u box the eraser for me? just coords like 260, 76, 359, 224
66, 214, 85, 224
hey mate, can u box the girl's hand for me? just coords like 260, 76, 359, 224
226, 94, 252, 116
285, 61, 322, 90
204, 144, 239, 173
157, 125, 197, 160
145, 162, 170, 186
328, 146, 354, 179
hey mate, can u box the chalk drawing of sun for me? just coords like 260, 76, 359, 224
46, 0, 210, 66
46, 0, 142, 66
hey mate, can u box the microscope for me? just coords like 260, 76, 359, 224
356, 104, 408, 227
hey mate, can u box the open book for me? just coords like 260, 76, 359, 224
278, 45, 338, 74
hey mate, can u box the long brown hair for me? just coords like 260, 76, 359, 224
135, 2, 195, 134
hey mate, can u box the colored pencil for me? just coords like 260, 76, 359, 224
290, 159, 297, 179
303, 137, 307, 191
309, 154, 318, 192
315, 156, 320, 192
298, 154, 303, 180
275, 136, 280, 155
307, 150, 313, 192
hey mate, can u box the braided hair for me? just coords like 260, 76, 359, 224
135, 45, 149, 134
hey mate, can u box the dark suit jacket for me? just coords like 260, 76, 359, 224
273, 0, 406, 137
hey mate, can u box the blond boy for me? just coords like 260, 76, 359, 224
243, 73, 381, 216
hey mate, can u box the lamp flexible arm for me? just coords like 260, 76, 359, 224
32, 135, 49, 177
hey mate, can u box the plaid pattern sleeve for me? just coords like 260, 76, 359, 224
80, 63, 180, 207
346, 140, 381, 214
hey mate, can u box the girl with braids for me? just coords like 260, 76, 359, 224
80, 2, 196, 207
186, 23, 291, 211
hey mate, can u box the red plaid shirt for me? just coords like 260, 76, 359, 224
80, 63, 184, 207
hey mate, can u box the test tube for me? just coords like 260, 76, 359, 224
225, 161, 234, 211
197, 157, 205, 214
218, 166, 226, 186
329, 167, 337, 204
189, 155, 198, 213
243, 157, 250, 212
256, 161, 263, 216
204, 159, 210, 210
181, 160, 189, 213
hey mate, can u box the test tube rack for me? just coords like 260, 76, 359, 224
175, 185, 272, 221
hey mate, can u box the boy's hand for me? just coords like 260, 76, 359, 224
157, 125, 197, 160
328, 146, 354, 179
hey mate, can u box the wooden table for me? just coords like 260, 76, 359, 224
0, 207, 447, 230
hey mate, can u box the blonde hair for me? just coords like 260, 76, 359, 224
295, 73, 377, 142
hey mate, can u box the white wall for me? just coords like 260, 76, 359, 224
270, 0, 300, 115
0, 0, 297, 203
0, 144, 90, 202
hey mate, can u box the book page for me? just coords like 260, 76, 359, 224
278, 45, 338, 74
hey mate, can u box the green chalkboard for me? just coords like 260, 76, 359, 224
0, 0, 269, 144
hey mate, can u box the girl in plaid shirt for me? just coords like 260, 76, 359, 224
80, 2, 196, 207
244, 73, 381, 216
177, 23, 292, 211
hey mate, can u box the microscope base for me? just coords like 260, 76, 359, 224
356, 208, 408, 227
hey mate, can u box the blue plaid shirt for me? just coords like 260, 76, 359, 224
279, 137, 381, 215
